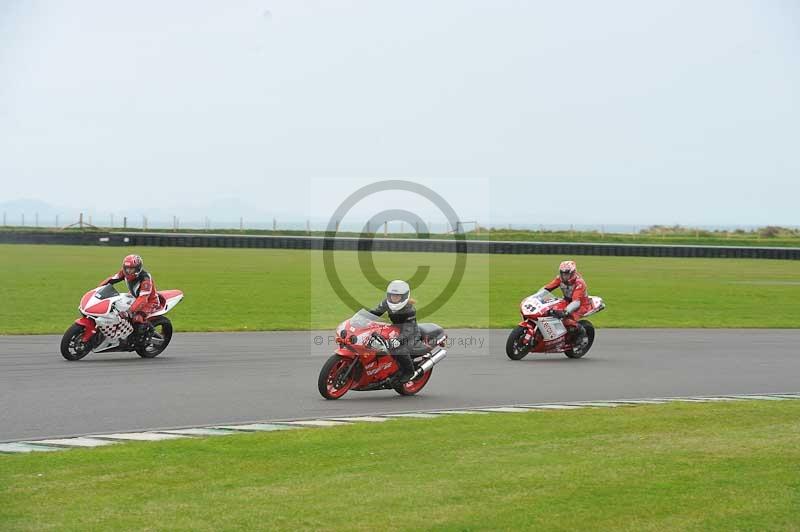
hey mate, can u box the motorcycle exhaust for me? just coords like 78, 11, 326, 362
413, 346, 448, 378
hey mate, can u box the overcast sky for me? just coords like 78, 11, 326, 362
1, 0, 798, 227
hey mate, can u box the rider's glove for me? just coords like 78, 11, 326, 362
551, 309, 567, 319
118, 311, 131, 320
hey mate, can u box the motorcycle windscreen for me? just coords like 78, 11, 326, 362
521, 290, 556, 314
349, 309, 383, 328
94, 284, 120, 300
537, 317, 567, 340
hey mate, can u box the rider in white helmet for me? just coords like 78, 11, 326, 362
368, 280, 418, 383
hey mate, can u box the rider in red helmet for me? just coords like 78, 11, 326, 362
541, 260, 592, 342
101, 254, 160, 332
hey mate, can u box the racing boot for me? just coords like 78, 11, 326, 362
567, 323, 587, 348
394, 354, 416, 384
133, 321, 155, 348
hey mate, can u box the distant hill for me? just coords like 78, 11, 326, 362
0, 199, 77, 226
0, 197, 284, 228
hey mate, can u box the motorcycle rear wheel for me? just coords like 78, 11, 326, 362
136, 317, 173, 358
318, 354, 356, 400
565, 320, 595, 359
394, 368, 432, 396
60, 323, 91, 361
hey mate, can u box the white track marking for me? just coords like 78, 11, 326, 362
24, 437, 118, 448
605, 400, 670, 404
520, 404, 585, 410
0, 442, 61, 453
724, 395, 788, 401
666, 397, 743, 403
330, 416, 390, 423
478, 407, 532, 413
93, 432, 188, 441
276, 420, 351, 427
433, 410, 489, 415
157, 428, 237, 436
213, 424, 301, 432
382, 413, 442, 418
564, 402, 623, 407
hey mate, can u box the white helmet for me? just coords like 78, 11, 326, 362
386, 280, 411, 312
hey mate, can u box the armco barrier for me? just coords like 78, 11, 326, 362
1, 231, 799, 260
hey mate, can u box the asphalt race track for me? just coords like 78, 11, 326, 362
1, 329, 797, 442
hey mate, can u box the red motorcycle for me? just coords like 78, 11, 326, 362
506, 289, 606, 360
317, 309, 448, 400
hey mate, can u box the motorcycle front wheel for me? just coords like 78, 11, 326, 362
506, 325, 531, 360
60, 323, 92, 361
318, 354, 357, 400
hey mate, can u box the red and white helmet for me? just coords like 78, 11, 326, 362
122, 254, 143, 281
558, 260, 577, 284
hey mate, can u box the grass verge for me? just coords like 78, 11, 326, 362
2, 244, 799, 334
1, 401, 799, 531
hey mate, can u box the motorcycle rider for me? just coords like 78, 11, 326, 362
541, 260, 591, 343
101, 254, 159, 339
368, 280, 418, 384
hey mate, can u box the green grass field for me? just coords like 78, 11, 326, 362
1, 401, 798, 531
1, 244, 799, 334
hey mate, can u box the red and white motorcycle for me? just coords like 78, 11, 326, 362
60, 284, 184, 360
506, 289, 605, 360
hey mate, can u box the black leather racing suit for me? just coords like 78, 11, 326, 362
368, 299, 418, 382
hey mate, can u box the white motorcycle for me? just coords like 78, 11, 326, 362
60, 284, 184, 360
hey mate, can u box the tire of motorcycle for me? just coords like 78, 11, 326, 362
565, 320, 595, 359
393, 368, 432, 396
135, 316, 173, 358
318, 354, 356, 400
60, 323, 91, 361
506, 325, 531, 360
